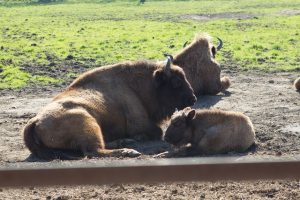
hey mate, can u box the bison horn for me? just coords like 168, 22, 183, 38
216, 37, 223, 51
163, 53, 173, 62
164, 55, 172, 76
183, 41, 189, 48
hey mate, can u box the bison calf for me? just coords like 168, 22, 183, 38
173, 33, 230, 96
23, 58, 196, 160
164, 107, 255, 155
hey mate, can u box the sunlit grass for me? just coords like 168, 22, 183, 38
0, 0, 299, 88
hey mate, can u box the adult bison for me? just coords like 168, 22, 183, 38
172, 33, 230, 96
23, 57, 196, 160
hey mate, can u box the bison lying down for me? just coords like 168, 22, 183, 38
173, 33, 230, 96
163, 107, 255, 156
23, 58, 196, 159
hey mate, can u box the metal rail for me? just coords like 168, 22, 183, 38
0, 156, 300, 187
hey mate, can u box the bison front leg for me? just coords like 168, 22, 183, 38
154, 146, 198, 158
84, 148, 141, 158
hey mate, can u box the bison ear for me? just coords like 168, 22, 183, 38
186, 109, 196, 122
153, 70, 167, 88
211, 46, 216, 58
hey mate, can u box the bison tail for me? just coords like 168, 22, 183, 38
220, 76, 231, 91
23, 118, 83, 160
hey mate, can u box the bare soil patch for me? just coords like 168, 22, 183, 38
183, 9, 300, 21
182, 12, 256, 21
276, 9, 300, 16
0, 70, 299, 199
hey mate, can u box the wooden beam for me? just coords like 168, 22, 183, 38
0, 156, 300, 187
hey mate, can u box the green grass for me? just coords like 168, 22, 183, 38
0, 65, 60, 89
0, 0, 300, 88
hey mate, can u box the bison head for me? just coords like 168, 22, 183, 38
172, 33, 227, 96
164, 107, 196, 146
182, 36, 223, 58
153, 56, 197, 112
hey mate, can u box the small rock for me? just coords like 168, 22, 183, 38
65, 55, 74, 60
49, 62, 55, 67
276, 151, 282, 156
268, 80, 275, 83
91, 192, 98, 198
171, 189, 178, 194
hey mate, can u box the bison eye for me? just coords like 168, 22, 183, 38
171, 77, 182, 88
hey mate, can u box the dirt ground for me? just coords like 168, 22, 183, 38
0, 69, 299, 199
182, 9, 300, 21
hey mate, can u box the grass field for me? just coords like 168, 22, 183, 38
0, 0, 300, 88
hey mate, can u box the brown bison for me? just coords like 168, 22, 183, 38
294, 77, 300, 90
164, 107, 255, 155
23, 58, 197, 159
172, 33, 230, 96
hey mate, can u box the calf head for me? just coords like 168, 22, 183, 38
153, 57, 197, 112
164, 107, 196, 146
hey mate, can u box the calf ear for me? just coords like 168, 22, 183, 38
153, 70, 167, 87
186, 109, 196, 122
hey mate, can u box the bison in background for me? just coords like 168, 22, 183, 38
23, 57, 196, 160
173, 33, 230, 96
294, 77, 300, 91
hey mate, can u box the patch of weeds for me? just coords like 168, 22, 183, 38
0, 65, 61, 89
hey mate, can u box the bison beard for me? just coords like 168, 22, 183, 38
23, 59, 196, 160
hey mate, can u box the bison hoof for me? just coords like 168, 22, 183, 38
118, 148, 141, 157
153, 151, 170, 158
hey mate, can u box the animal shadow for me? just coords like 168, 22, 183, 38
194, 91, 231, 109
106, 139, 172, 156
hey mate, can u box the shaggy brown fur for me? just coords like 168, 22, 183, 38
173, 33, 230, 96
23, 60, 196, 160
164, 107, 255, 155
294, 77, 300, 90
